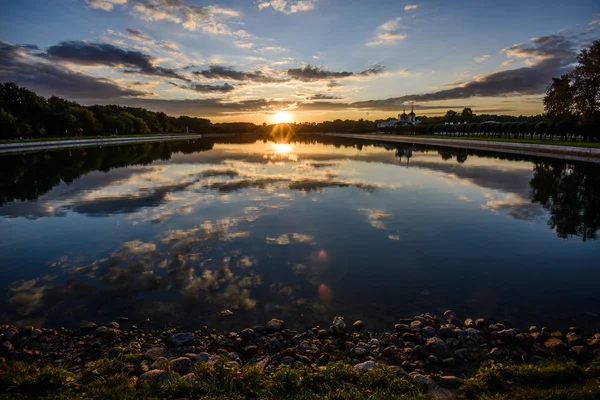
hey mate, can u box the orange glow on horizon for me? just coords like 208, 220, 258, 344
272, 111, 293, 124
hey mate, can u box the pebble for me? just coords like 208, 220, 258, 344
170, 357, 192, 374
353, 360, 376, 372
353, 320, 365, 331
439, 375, 460, 389
168, 332, 194, 347
265, 319, 285, 333
332, 316, 347, 335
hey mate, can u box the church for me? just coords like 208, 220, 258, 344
376, 104, 419, 129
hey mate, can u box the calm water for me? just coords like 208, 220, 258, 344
1, 136, 599, 332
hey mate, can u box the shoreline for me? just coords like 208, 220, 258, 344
2, 311, 599, 398
321, 133, 600, 163
0, 134, 218, 154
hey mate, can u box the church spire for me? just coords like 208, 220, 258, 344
411, 102, 414, 114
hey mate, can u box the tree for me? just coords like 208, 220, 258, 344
444, 110, 458, 123
461, 107, 474, 122
535, 121, 548, 139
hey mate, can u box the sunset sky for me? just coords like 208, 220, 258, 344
1, 0, 599, 123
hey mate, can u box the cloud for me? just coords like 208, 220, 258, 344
404, 4, 418, 11
258, 0, 318, 14
366, 17, 407, 46
308, 93, 343, 100
193, 65, 284, 83
474, 55, 490, 63
501, 59, 516, 67
85, 0, 127, 11
483, 193, 545, 221
0, 41, 144, 100
191, 83, 236, 93
358, 33, 578, 102
131, 0, 253, 47
286, 64, 385, 81
43, 41, 189, 81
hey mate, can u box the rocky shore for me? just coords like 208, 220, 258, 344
2, 310, 600, 399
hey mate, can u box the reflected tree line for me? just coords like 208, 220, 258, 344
1, 137, 600, 241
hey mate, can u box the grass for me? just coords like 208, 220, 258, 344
0, 133, 199, 144
459, 361, 600, 400
371, 134, 600, 149
0, 360, 425, 400
1, 359, 598, 399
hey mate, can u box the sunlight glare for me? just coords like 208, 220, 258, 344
272, 142, 293, 154
273, 111, 293, 124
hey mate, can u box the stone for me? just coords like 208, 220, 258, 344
353, 361, 376, 372
20, 326, 34, 336
117, 317, 129, 323
497, 329, 515, 342
438, 327, 454, 340
80, 321, 97, 333
182, 373, 196, 382
144, 347, 164, 360
228, 352, 240, 361
530, 326, 540, 333
220, 310, 234, 317
298, 341, 311, 352
105, 322, 120, 329
489, 347, 503, 357
566, 332, 586, 347
265, 319, 285, 333
0, 341, 14, 356
587, 338, 600, 349
353, 320, 365, 331
465, 328, 481, 336
252, 325, 265, 334
410, 373, 430, 385
354, 347, 368, 356
442, 357, 455, 367
428, 355, 439, 364
108, 347, 125, 358
464, 318, 475, 328
515, 333, 535, 347
412, 345, 428, 358
240, 328, 254, 339
168, 332, 194, 347
369, 339, 380, 347
282, 356, 295, 364
544, 338, 567, 353
332, 317, 347, 335
243, 345, 258, 355
439, 375, 460, 389
571, 346, 591, 359
394, 324, 410, 333
422, 326, 436, 337
569, 326, 581, 334
383, 346, 396, 357
425, 337, 452, 358
225, 361, 239, 368
170, 357, 192, 374
31, 329, 42, 338
136, 370, 177, 387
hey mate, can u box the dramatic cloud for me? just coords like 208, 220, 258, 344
192, 83, 236, 93
258, 0, 318, 14
286, 65, 384, 81
85, 0, 127, 11
308, 93, 343, 100
0, 41, 144, 100
43, 41, 189, 81
131, 0, 252, 47
366, 17, 407, 46
404, 4, 418, 11
474, 55, 490, 63
501, 59, 516, 67
358, 33, 578, 103
193, 65, 284, 83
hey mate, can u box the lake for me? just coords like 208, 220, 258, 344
1, 135, 599, 333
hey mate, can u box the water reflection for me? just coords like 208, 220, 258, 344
1, 136, 599, 332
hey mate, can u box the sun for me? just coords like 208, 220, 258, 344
272, 111, 293, 124
272, 143, 293, 154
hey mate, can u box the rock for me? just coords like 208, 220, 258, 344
105, 322, 120, 329
544, 338, 567, 353
0, 341, 14, 356
412, 345, 428, 358
569, 326, 581, 334
332, 317, 347, 336
515, 333, 535, 347
442, 357, 455, 367
422, 326, 436, 337
410, 373, 430, 385
243, 345, 258, 355
108, 347, 125, 358
587, 338, 600, 349
282, 356, 295, 365
439, 376, 460, 389
489, 348, 503, 358
252, 325, 265, 334
464, 318, 475, 328
182, 373, 196, 382
394, 324, 410, 333
428, 355, 439, 364
31, 329, 42, 338
353, 320, 365, 331
240, 328, 254, 339
572, 346, 591, 359
383, 346, 396, 358
353, 361, 376, 372
144, 347, 164, 360
228, 352, 240, 361
117, 317, 129, 323
170, 357, 192, 374
475, 318, 487, 328
438, 327, 454, 340
425, 337, 452, 358
20, 326, 34, 336
80, 321, 97, 333
497, 329, 515, 342
566, 332, 586, 347
168, 332, 194, 347
195, 352, 210, 363
137, 370, 177, 387
265, 319, 285, 333
354, 347, 368, 356
369, 339, 380, 347
465, 328, 481, 336
220, 309, 234, 317
94, 326, 118, 341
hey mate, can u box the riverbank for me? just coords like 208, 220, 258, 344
2, 312, 599, 399
0, 134, 210, 154
323, 133, 600, 163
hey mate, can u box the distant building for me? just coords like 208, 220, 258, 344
377, 103, 420, 129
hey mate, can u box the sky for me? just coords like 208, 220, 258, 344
0, 0, 599, 123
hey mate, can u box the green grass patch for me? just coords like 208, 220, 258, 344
459, 361, 600, 400
381, 134, 600, 149
0, 361, 425, 400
